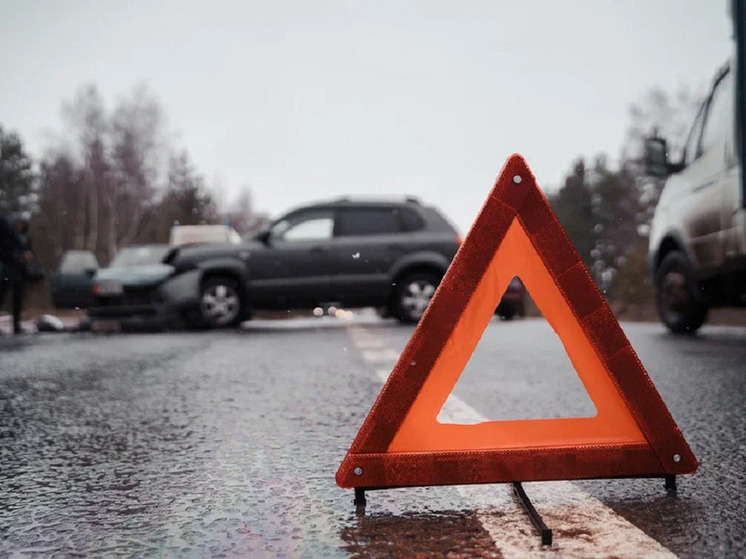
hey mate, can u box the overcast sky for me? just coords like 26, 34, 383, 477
0, 0, 734, 233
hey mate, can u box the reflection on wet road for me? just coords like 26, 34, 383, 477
341, 510, 500, 558
1, 317, 745, 557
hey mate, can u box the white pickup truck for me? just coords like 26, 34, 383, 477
645, 7, 746, 334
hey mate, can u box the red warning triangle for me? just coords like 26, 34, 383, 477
337, 154, 697, 489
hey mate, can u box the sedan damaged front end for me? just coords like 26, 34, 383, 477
87, 246, 202, 331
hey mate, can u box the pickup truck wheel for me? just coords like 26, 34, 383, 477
199, 276, 244, 328
391, 272, 440, 323
655, 251, 708, 334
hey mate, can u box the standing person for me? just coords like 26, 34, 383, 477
0, 213, 31, 334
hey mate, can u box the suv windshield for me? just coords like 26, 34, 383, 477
109, 246, 170, 267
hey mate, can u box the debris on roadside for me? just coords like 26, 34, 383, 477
35, 314, 66, 332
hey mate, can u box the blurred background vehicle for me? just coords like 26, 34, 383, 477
495, 277, 526, 320
169, 224, 242, 247
49, 224, 242, 313
49, 250, 100, 309
87, 244, 178, 331
74, 198, 526, 331
75, 198, 540, 331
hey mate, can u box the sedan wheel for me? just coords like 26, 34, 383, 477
200, 278, 242, 327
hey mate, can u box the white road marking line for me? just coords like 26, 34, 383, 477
353, 328, 678, 559
360, 348, 401, 363
352, 337, 387, 349
374, 368, 392, 382
374, 368, 482, 424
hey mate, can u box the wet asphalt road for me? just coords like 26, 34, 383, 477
0, 315, 745, 558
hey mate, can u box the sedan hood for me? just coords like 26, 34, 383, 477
95, 264, 174, 287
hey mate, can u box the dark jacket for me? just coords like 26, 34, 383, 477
0, 214, 28, 281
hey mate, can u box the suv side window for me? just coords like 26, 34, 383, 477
699, 71, 732, 156
397, 207, 425, 232
272, 210, 334, 242
336, 208, 400, 236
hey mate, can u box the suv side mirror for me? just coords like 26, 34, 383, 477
644, 137, 678, 178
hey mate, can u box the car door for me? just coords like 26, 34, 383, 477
330, 206, 406, 303
675, 70, 732, 270
714, 71, 743, 261
50, 250, 100, 309
248, 208, 336, 307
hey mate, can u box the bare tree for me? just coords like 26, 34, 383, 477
41, 84, 169, 264
35, 150, 83, 264
109, 85, 166, 254
151, 151, 217, 242
625, 84, 704, 161
62, 84, 109, 254
34, 81, 267, 275
623, 84, 705, 233
222, 185, 269, 237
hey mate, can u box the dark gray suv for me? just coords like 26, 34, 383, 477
88, 198, 463, 328
191, 198, 460, 325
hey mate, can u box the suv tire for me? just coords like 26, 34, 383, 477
198, 276, 244, 328
655, 251, 708, 334
391, 272, 440, 323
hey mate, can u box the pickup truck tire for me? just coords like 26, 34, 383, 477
198, 276, 244, 328
655, 251, 708, 334
391, 272, 440, 323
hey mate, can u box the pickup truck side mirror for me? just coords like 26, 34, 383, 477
643, 137, 680, 178
84, 267, 98, 278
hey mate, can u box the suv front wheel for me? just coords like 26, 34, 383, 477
391, 272, 440, 323
655, 251, 708, 334
199, 276, 244, 328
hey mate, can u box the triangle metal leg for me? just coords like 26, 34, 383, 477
513, 482, 552, 546
354, 487, 367, 508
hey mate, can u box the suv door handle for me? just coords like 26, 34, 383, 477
388, 243, 410, 251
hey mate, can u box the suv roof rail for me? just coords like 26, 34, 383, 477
329, 196, 420, 205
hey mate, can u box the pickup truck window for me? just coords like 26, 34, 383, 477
699, 70, 732, 156
683, 103, 706, 166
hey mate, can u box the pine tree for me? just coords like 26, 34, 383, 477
549, 158, 596, 270
0, 125, 35, 215
163, 151, 215, 227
